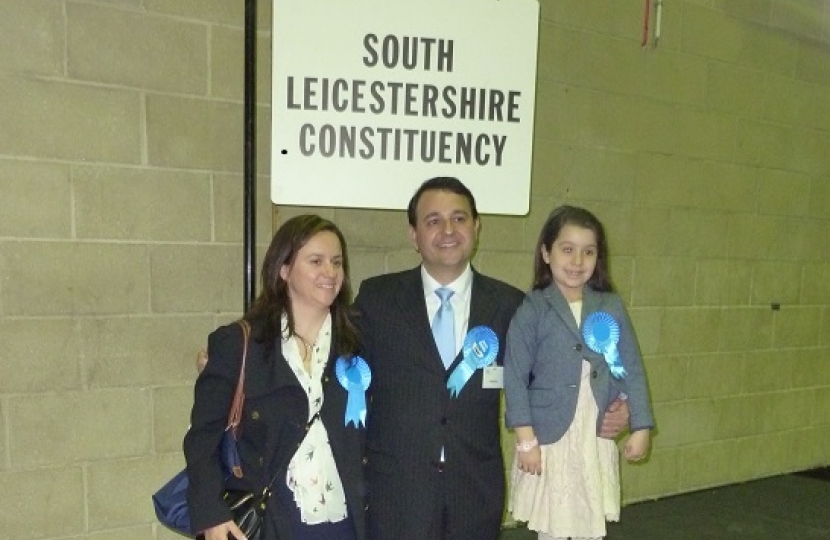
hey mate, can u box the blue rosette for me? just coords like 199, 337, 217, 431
447, 326, 499, 397
582, 311, 626, 379
335, 355, 371, 427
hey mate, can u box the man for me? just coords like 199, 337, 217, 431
353, 177, 526, 540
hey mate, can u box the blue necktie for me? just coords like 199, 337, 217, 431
432, 288, 456, 369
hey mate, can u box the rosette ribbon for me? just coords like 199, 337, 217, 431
447, 326, 499, 397
335, 356, 371, 427
582, 311, 627, 379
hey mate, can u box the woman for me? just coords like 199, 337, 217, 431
184, 214, 367, 540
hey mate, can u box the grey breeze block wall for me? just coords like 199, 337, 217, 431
0, 1, 828, 540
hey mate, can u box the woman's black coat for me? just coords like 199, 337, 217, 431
184, 319, 366, 540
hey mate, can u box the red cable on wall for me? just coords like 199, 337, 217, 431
642, 0, 651, 47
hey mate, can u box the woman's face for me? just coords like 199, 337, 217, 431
280, 230, 344, 312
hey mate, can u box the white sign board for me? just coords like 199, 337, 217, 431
271, 0, 539, 215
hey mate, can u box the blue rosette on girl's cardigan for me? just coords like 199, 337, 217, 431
582, 311, 627, 379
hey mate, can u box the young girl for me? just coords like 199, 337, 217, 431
504, 205, 654, 540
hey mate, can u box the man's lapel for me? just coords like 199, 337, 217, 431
393, 267, 445, 373
468, 270, 497, 330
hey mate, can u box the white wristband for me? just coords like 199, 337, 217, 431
516, 437, 538, 453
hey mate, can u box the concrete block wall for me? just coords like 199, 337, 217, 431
0, 1, 827, 539
0, 1, 274, 539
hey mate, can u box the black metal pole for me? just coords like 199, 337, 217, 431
243, 0, 257, 312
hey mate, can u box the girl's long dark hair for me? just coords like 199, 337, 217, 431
532, 205, 615, 293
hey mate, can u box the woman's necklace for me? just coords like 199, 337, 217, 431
295, 334, 316, 368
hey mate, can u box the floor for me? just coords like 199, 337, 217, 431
499, 468, 830, 540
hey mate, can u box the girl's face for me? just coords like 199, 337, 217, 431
280, 231, 344, 312
541, 223, 598, 302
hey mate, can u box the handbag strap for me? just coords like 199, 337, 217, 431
259, 419, 313, 501
221, 319, 313, 499
235, 320, 318, 501
227, 319, 251, 439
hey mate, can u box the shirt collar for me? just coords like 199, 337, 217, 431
421, 263, 473, 299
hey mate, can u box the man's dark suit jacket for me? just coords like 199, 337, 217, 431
354, 267, 524, 540
183, 319, 367, 540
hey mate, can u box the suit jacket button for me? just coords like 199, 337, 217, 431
574, 344, 582, 351
251, 411, 260, 420
258, 457, 264, 466
592, 370, 598, 379
440, 417, 448, 425
362, 456, 368, 465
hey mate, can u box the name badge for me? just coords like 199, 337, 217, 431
481, 365, 503, 389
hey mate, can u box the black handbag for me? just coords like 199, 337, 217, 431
212, 489, 269, 540
154, 321, 280, 538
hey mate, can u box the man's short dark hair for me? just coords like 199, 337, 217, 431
406, 177, 479, 226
